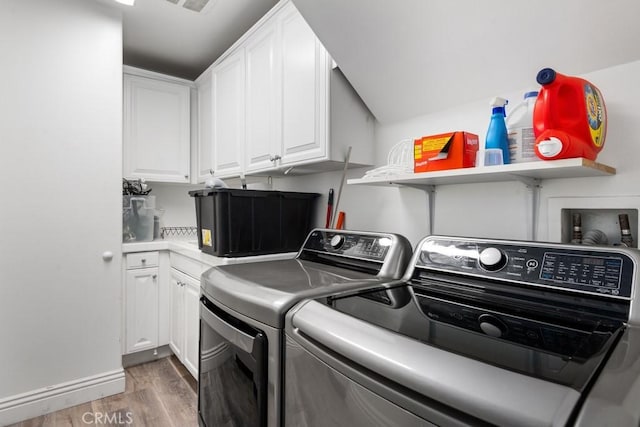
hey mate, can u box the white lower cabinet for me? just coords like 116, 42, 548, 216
169, 254, 204, 378
123, 249, 201, 377
169, 270, 185, 361
124, 252, 159, 354
183, 278, 201, 376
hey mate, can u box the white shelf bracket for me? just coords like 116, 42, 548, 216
401, 184, 436, 235
511, 176, 542, 241
350, 160, 614, 243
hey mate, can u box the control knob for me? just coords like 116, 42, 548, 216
330, 234, 345, 249
478, 314, 508, 338
478, 247, 507, 271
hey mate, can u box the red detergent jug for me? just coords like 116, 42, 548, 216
533, 68, 607, 161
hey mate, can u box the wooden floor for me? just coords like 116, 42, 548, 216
9, 356, 198, 427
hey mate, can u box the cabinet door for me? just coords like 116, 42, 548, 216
212, 49, 245, 178
169, 270, 185, 360
244, 22, 282, 173
279, 3, 329, 165
123, 74, 191, 183
196, 70, 214, 183
183, 277, 201, 378
125, 267, 159, 354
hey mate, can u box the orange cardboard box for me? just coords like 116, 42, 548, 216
414, 131, 479, 172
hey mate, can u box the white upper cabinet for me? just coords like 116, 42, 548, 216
196, 0, 373, 180
244, 22, 281, 173
212, 49, 245, 178
279, 2, 328, 166
196, 69, 214, 183
123, 68, 192, 183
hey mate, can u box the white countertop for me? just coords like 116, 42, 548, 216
122, 240, 297, 266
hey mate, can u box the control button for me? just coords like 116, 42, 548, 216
526, 259, 539, 269
478, 314, 507, 338
330, 234, 345, 249
451, 312, 463, 320
479, 247, 507, 272
526, 330, 539, 340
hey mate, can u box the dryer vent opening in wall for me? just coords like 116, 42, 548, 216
549, 197, 640, 249
560, 208, 638, 248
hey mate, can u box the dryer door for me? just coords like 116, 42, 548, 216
199, 295, 268, 427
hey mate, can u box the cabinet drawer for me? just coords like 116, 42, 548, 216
126, 251, 159, 269
171, 253, 206, 280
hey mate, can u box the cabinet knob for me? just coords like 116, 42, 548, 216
269, 154, 281, 162
141, 258, 146, 264
102, 251, 114, 262
209, 169, 214, 175
184, 174, 189, 180
152, 274, 157, 280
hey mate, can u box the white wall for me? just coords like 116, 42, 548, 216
272, 61, 640, 248
0, 0, 124, 423
272, 168, 430, 247
149, 62, 640, 249
150, 182, 202, 229
372, 61, 640, 243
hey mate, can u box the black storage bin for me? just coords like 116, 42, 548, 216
189, 189, 319, 257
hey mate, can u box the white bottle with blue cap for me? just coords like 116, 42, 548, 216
507, 91, 539, 163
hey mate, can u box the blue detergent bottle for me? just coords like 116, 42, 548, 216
485, 97, 510, 164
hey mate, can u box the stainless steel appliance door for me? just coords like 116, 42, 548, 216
285, 300, 581, 427
284, 333, 437, 427
199, 295, 267, 427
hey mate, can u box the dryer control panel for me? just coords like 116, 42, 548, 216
299, 229, 412, 279
303, 229, 395, 262
414, 236, 636, 298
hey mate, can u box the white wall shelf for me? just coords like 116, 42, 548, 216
347, 158, 615, 187
348, 158, 616, 240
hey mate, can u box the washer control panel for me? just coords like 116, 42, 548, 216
415, 237, 635, 298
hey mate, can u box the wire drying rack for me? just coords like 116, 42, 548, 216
160, 226, 198, 240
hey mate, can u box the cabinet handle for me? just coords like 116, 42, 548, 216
269, 154, 281, 162
209, 169, 214, 175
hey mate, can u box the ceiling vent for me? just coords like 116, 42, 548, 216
165, 0, 217, 13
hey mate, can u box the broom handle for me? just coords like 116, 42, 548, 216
331, 146, 352, 229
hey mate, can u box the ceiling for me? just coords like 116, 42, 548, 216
111, 0, 277, 80
104, 0, 640, 124
292, 0, 640, 124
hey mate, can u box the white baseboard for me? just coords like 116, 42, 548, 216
0, 368, 126, 426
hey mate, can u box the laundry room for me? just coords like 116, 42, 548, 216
2, 0, 640, 426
